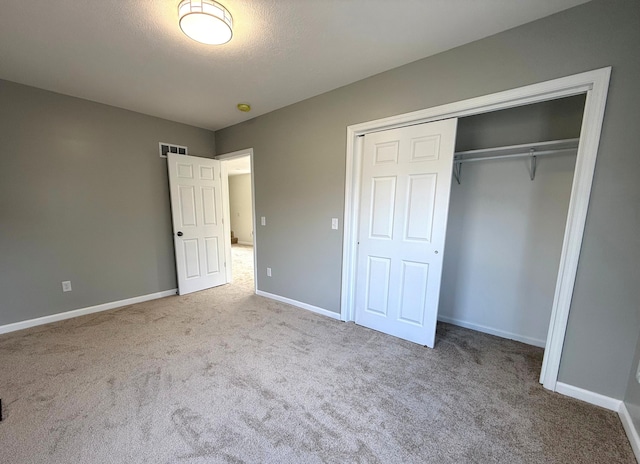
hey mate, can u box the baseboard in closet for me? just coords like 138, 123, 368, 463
437, 315, 546, 348
256, 290, 341, 321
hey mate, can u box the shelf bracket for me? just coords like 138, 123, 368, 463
453, 161, 462, 184
529, 149, 537, 181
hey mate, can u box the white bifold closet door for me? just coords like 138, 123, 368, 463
168, 153, 227, 295
354, 119, 457, 347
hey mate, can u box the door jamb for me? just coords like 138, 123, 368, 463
340, 67, 611, 392
216, 148, 257, 293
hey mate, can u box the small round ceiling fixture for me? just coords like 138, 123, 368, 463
178, 0, 233, 45
237, 103, 251, 112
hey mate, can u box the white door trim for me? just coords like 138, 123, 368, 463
341, 67, 611, 392
216, 148, 258, 292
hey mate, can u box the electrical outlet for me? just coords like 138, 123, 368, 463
266, 267, 272, 277
62, 281, 72, 292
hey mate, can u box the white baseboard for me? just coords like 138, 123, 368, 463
555, 383, 638, 460
237, 241, 253, 246
437, 315, 546, 347
255, 290, 341, 321
618, 402, 640, 463
0, 289, 177, 335
555, 382, 622, 411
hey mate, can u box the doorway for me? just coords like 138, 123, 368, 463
341, 68, 611, 392
217, 148, 257, 293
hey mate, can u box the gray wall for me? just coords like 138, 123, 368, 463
229, 173, 254, 244
0, 80, 215, 325
455, 96, 585, 152
440, 97, 584, 346
215, 0, 640, 400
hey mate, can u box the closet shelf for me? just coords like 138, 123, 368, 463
452, 138, 579, 184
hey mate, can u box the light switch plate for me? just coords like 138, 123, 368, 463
331, 218, 339, 230
261, 216, 266, 226
62, 281, 72, 292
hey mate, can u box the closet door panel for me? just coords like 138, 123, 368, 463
398, 260, 429, 325
369, 176, 397, 240
365, 256, 391, 316
405, 173, 437, 242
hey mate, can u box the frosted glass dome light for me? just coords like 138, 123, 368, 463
178, 0, 233, 45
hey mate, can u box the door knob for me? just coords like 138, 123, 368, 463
177, 231, 183, 237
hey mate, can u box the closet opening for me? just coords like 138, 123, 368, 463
341, 68, 611, 391
439, 95, 586, 352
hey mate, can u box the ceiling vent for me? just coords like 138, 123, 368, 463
159, 142, 188, 158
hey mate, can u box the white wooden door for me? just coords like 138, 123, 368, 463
355, 119, 458, 347
168, 153, 227, 295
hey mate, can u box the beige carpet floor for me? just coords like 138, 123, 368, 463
0, 245, 635, 463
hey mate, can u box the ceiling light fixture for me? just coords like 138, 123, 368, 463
178, 0, 233, 45
237, 103, 251, 112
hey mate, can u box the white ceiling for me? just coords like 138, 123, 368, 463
0, 0, 590, 131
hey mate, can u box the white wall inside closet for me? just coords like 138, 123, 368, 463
438, 95, 586, 347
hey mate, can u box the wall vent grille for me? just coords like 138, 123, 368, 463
159, 142, 188, 158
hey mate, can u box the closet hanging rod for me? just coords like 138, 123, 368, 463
454, 147, 577, 164
451, 138, 580, 184
454, 137, 579, 159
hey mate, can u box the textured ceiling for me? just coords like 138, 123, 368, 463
0, 0, 590, 131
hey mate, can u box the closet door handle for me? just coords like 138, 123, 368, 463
434, 250, 439, 254
177, 231, 183, 237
